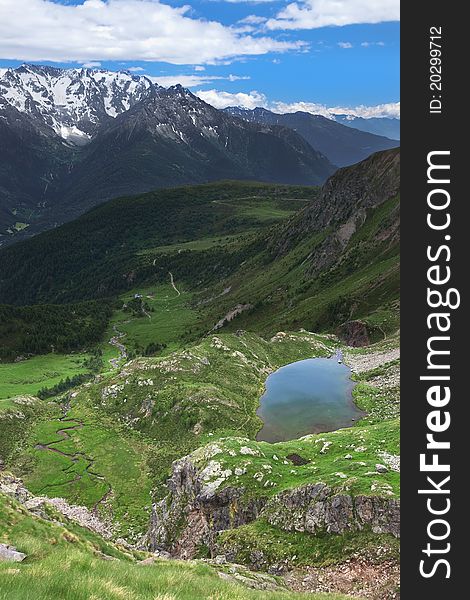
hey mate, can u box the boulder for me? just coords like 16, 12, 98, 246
0, 543, 26, 562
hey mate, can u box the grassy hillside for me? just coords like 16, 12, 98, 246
0, 152, 400, 598
185, 419, 399, 501
0, 181, 315, 305
1, 331, 399, 539
0, 354, 92, 401
0, 152, 399, 359
1, 332, 334, 527
0, 492, 353, 600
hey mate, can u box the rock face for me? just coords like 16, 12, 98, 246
272, 148, 400, 262
145, 457, 265, 558
336, 320, 371, 347
145, 455, 400, 559
264, 483, 400, 538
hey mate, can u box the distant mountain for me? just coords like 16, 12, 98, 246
333, 114, 400, 140
58, 86, 334, 220
0, 64, 152, 142
224, 107, 399, 168
0, 65, 334, 246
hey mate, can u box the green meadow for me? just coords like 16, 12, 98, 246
0, 353, 90, 402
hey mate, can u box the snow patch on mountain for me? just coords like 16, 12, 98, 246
0, 64, 153, 141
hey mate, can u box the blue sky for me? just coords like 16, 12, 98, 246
0, 0, 400, 116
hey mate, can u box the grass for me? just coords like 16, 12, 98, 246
88, 331, 337, 493
189, 197, 399, 339
2, 330, 399, 545
0, 353, 90, 401
187, 419, 399, 500
11, 398, 155, 541
101, 282, 201, 368
138, 232, 251, 256
3, 331, 338, 537
0, 493, 354, 600
211, 195, 310, 223
217, 519, 400, 568
352, 368, 400, 425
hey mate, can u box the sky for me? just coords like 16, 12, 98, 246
0, 0, 400, 117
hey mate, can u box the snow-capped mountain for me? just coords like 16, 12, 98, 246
0, 64, 153, 142
0, 65, 337, 247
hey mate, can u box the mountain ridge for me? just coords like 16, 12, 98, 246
0, 65, 335, 245
0, 149, 399, 343
224, 106, 399, 168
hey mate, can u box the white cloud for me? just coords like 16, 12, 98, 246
337, 42, 352, 49
239, 15, 267, 25
194, 66, 205, 72
195, 88, 400, 119
127, 66, 145, 72
267, 0, 399, 30
272, 100, 401, 119
271, 100, 332, 117
228, 74, 250, 82
334, 102, 400, 119
196, 89, 267, 110
361, 41, 386, 47
151, 73, 250, 88
0, 0, 306, 65
82, 61, 101, 68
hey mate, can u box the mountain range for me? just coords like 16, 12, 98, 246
224, 107, 399, 168
1, 65, 399, 247
0, 64, 333, 246
332, 114, 400, 140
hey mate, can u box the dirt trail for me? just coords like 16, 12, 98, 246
168, 271, 181, 296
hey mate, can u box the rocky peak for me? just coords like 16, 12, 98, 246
272, 147, 400, 260
0, 63, 154, 142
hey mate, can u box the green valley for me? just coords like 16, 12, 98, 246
0, 150, 400, 599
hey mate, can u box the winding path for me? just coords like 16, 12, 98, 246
35, 413, 112, 515
168, 271, 181, 296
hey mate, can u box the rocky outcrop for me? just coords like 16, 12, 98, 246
336, 320, 371, 347
145, 455, 400, 559
145, 457, 265, 558
0, 473, 113, 539
271, 148, 400, 270
264, 483, 400, 538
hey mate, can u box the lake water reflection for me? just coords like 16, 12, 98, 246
256, 355, 364, 443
